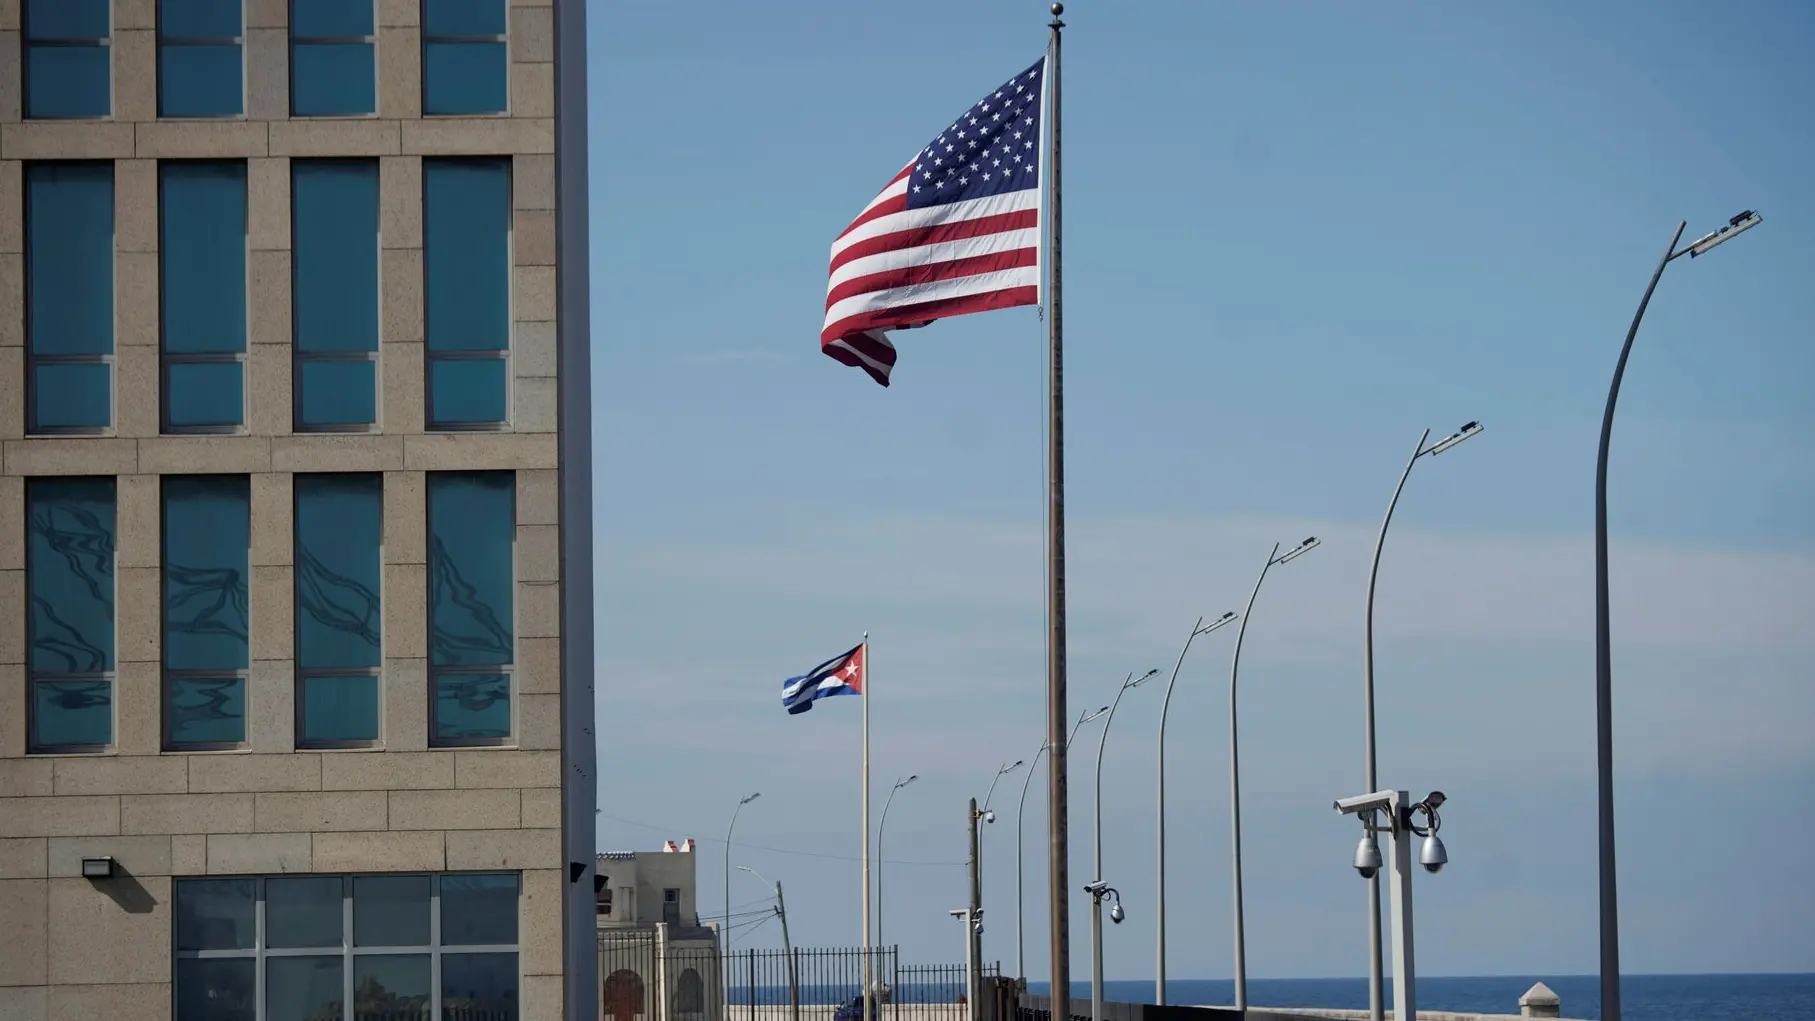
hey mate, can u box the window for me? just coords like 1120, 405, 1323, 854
293, 160, 380, 429
26, 478, 117, 753
427, 472, 514, 746
291, 0, 375, 116
23, 0, 111, 118
174, 873, 521, 1021
161, 161, 248, 433
163, 475, 251, 750
424, 159, 512, 429
25, 162, 115, 433
422, 0, 507, 115
159, 0, 244, 117
295, 474, 382, 747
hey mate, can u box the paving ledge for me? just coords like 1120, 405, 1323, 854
1224, 1010, 1588, 1021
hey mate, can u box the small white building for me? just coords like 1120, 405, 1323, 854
597, 841, 725, 1021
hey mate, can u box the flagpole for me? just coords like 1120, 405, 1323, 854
862, 634, 875, 1021
1043, 7, 1071, 1021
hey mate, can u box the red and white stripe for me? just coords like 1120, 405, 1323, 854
820, 164, 1042, 386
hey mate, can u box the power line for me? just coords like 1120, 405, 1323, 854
598, 810, 963, 867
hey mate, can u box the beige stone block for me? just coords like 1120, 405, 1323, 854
0, 33, 16, 123
320, 750, 452, 790
2, 438, 137, 475
520, 787, 558, 829
50, 756, 188, 797
0, 878, 46, 984
381, 247, 424, 345
312, 829, 445, 872
517, 524, 560, 584
47, 876, 171, 984
1, 122, 135, 159
382, 470, 426, 564
512, 375, 557, 434
248, 158, 292, 252
378, 27, 422, 120
207, 832, 311, 873
511, 0, 554, 5
112, 661, 162, 756
250, 565, 294, 660
249, 249, 293, 345
516, 692, 560, 751
0, 476, 20, 569
383, 563, 427, 658
246, 0, 288, 28
0, 758, 51, 796
120, 793, 252, 835
272, 435, 405, 473
514, 265, 557, 322
386, 788, 522, 832
254, 790, 387, 832
136, 437, 271, 474
446, 827, 558, 871
115, 345, 161, 438
513, 211, 556, 270
114, 30, 157, 122
135, 122, 269, 160
269, 120, 401, 157
0, 162, 19, 254
0, 987, 48, 1021
248, 347, 294, 436
510, 61, 554, 119
116, 572, 160, 665
116, 0, 156, 29
382, 658, 428, 752
0, 836, 47, 878
511, 7, 555, 63
0, 571, 19, 664
519, 580, 561, 639
47, 984, 169, 1021
516, 469, 558, 525
189, 754, 322, 794
47, 835, 172, 878
0, 253, 19, 348
379, 0, 420, 26
403, 432, 557, 470
402, 118, 554, 156
381, 341, 424, 433
114, 476, 161, 570
520, 976, 561, 1021
515, 635, 561, 695
247, 29, 289, 121
250, 473, 294, 567
115, 252, 160, 344
381, 157, 423, 249
520, 867, 562, 975
455, 749, 558, 789
0, 663, 18, 757
0, 796, 120, 838
247, 659, 296, 754
513, 321, 556, 378
511, 154, 551, 212
0, 347, 21, 440
170, 834, 206, 874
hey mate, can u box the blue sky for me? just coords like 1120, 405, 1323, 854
585, 1, 1815, 984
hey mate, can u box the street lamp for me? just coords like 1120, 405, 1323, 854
737, 866, 800, 1021
1225, 536, 1319, 1012
1334, 790, 1450, 1021
724, 792, 761, 950
1016, 706, 1108, 981
1153, 611, 1238, 1004
969, 762, 1022, 1008
1092, 669, 1158, 1021
1595, 209, 1759, 1021
1362, 421, 1479, 1021
876, 775, 918, 954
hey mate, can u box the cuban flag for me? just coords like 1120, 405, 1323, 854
782, 644, 865, 715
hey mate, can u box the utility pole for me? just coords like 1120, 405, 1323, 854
775, 881, 800, 1021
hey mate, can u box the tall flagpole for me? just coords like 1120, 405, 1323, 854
1043, 7, 1071, 1021
862, 635, 874, 1021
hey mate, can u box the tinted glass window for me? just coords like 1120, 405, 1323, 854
159, 0, 243, 117
27, 478, 116, 751
422, 0, 507, 115
424, 159, 511, 428
26, 163, 114, 432
24, 0, 111, 119
428, 473, 515, 745
295, 474, 382, 747
292, 161, 378, 429
161, 162, 247, 431
291, 0, 374, 116
163, 475, 251, 747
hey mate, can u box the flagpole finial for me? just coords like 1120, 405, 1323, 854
1050, 2, 1064, 25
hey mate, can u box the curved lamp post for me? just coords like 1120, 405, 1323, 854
1362, 421, 1481, 1020
1153, 611, 1238, 1004
1226, 537, 1319, 1011
1092, 669, 1158, 1021
724, 792, 761, 950
1017, 706, 1108, 980
1595, 210, 1760, 1021
876, 775, 918, 954
971, 761, 1022, 984
737, 865, 800, 1021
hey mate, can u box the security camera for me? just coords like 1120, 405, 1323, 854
1109, 902, 1125, 925
983, 810, 996, 824
1353, 833, 1382, 880
1420, 833, 1447, 874
1082, 880, 1107, 896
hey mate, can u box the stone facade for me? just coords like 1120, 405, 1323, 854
0, 1, 569, 1018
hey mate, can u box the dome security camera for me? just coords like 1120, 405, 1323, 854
983, 810, 996, 824
1109, 902, 1125, 925
1420, 833, 1447, 874
1353, 833, 1382, 880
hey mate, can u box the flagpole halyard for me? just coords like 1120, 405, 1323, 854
861, 634, 874, 1021
1043, 7, 1070, 1021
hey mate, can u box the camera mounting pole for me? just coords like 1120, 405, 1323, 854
1333, 789, 1449, 1021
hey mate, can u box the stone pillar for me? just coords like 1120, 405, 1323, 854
1520, 981, 1561, 1018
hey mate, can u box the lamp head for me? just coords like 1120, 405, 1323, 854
740, 792, 761, 805
1197, 612, 1239, 636
897, 775, 919, 789
1688, 210, 1762, 257
1276, 537, 1321, 564
1128, 668, 1160, 689
1427, 421, 1483, 456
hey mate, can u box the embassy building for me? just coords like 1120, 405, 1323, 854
0, 1, 598, 1019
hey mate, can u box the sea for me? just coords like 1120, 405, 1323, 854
1023, 974, 1815, 1021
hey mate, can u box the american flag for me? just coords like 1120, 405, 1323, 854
821, 58, 1046, 386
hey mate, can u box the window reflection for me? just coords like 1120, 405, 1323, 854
267, 956, 342, 1021
441, 952, 519, 1021
177, 957, 255, 1021
354, 876, 432, 947
441, 873, 519, 946
163, 475, 251, 748
428, 473, 515, 746
176, 878, 257, 951
27, 477, 115, 751
355, 954, 432, 1021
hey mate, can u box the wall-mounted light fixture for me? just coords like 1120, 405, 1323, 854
81, 856, 115, 879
